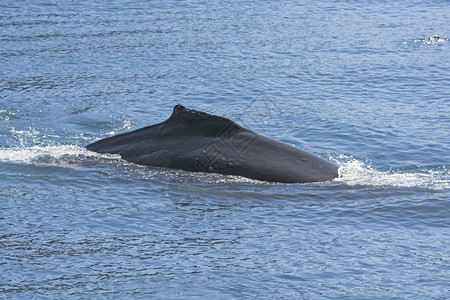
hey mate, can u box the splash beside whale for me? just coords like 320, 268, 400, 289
86, 105, 339, 183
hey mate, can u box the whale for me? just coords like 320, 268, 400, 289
86, 105, 339, 183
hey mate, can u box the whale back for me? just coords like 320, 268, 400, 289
86, 105, 339, 183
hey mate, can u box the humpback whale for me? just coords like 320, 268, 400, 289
86, 105, 339, 183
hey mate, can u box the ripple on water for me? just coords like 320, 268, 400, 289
1, 0, 450, 298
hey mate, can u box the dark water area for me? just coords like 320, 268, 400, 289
1, 0, 449, 298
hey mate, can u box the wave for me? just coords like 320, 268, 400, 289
0, 146, 448, 190
0, 145, 121, 168
414, 35, 447, 45
334, 155, 449, 190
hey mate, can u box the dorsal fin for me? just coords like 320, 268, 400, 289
168, 104, 233, 124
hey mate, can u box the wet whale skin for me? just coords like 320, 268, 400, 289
86, 105, 339, 183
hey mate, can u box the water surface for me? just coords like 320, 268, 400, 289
1, 0, 449, 298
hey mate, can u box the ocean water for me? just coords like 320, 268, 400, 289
1, 0, 449, 299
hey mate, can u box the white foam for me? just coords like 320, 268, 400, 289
334, 155, 449, 190
1, 147, 448, 190
0, 145, 120, 168
414, 35, 447, 45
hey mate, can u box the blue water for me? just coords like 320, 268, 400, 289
1, 0, 449, 298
